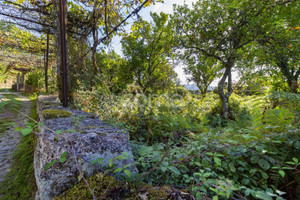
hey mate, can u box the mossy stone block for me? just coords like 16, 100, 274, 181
53, 172, 173, 200
42, 109, 72, 120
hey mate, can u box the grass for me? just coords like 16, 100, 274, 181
0, 94, 21, 133
0, 88, 13, 92
0, 93, 37, 199
0, 88, 8, 92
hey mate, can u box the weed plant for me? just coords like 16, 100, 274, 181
74, 89, 300, 199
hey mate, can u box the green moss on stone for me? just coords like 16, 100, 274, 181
76, 126, 107, 136
53, 173, 182, 200
40, 101, 61, 108
147, 186, 169, 199
53, 173, 137, 200
42, 109, 72, 119
96, 132, 107, 136
84, 126, 98, 129
86, 113, 97, 118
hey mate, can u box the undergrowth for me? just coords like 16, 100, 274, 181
74, 89, 300, 199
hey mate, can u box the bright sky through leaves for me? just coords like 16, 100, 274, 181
111, 0, 197, 85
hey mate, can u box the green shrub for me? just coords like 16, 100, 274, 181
206, 93, 252, 127
25, 73, 39, 87
73, 89, 300, 199
132, 127, 300, 200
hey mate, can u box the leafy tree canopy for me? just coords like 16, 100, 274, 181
122, 12, 177, 93
172, 0, 293, 118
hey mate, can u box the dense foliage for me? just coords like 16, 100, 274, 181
0, 0, 299, 199
121, 12, 176, 93
73, 88, 300, 199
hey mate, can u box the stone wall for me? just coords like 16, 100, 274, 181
34, 95, 135, 200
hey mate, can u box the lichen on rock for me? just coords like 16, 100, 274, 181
42, 109, 72, 119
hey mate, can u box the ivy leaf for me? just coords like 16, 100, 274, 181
202, 158, 210, 168
251, 155, 260, 164
196, 192, 202, 200
66, 129, 77, 133
113, 168, 123, 173
275, 190, 286, 196
255, 191, 272, 200
109, 159, 113, 168
45, 160, 58, 171
292, 158, 298, 163
59, 151, 68, 163
294, 141, 300, 150
91, 157, 104, 165
60, 157, 67, 163
21, 128, 33, 136
161, 166, 167, 172
124, 170, 131, 177
15, 126, 23, 131
258, 159, 270, 170
168, 166, 180, 175
61, 151, 68, 157
115, 155, 127, 160
245, 189, 252, 196
214, 157, 221, 166
279, 170, 285, 178
123, 164, 131, 169
138, 146, 153, 156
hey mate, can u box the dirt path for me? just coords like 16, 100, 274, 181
0, 91, 32, 183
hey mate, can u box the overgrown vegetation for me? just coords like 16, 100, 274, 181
74, 89, 300, 199
0, 0, 299, 199
0, 94, 22, 132
0, 93, 37, 199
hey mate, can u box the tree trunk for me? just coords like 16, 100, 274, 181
90, 28, 98, 90
277, 60, 299, 93
197, 83, 207, 96
291, 80, 299, 93
45, 33, 49, 94
287, 78, 298, 93
218, 62, 234, 119
20, 72, 25, 85
16, 73, 20, 92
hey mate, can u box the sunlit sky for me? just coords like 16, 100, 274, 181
110, 0, 197, 85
